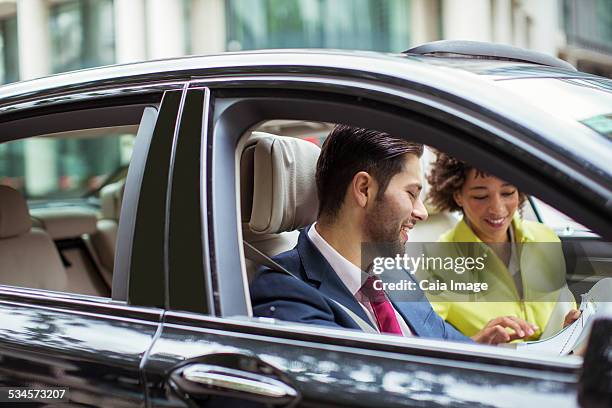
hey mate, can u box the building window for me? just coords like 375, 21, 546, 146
1, 130, 134, 200
564, 0, 612, 55
49, 0, 115, 74
183, 0, 192, 54
0, 15, 19, 84
226, 0, 411, 52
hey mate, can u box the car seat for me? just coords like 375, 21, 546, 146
90, 179, 125, 284
0, 185, 68, 291
31, 206, 110, 297
240, 132, 320, 282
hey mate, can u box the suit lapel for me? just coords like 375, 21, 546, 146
382, 266, 431, 337
296, 226, 377, 330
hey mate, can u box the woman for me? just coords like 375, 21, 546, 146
423, 152, 580, 344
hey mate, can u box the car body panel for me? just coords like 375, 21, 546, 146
143, 313, 579, 407
0, 288, 161, 406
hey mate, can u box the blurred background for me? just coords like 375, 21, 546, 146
0, 0, 610, 201
0, 0, 611, 86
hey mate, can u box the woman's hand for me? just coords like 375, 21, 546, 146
471, 316, 539, 345
563, 309, 581, 328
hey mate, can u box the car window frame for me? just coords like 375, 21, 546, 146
121, 89, 183, 307
187, 76, 611, 370
0, 85, 181, 310
208, 90, 611, 312
162, 308, 582, 372
163, 86, 213, 315
0, 85, 193, 406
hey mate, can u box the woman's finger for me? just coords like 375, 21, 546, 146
506, 316, 536, 337
497, 317, 526, 338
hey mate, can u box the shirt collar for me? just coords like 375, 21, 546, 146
307, 222, 364, 295
454, 213, 533, 243
511, 214, 535, 242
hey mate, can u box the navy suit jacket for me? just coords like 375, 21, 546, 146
250, 226, 471, 343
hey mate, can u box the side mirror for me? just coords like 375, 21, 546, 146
578, 314, 612, 407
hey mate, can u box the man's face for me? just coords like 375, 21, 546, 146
363, 154, 428, 253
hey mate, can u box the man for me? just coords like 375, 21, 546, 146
250, 125, 536, 344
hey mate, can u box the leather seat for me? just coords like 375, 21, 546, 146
0, 185, 68, 291
90, 179, 125, 280
240, 132, 320, 281
31, 207, 110, 296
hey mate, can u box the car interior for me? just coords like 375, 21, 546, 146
0, 115, 608, 346
236, 122, 469, 282
0, 126, 135, 298
236, 120, 604, 287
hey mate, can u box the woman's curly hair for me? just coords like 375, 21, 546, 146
426, 151, 527, 213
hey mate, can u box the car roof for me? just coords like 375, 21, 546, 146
0, 49, 609, 182
0, 49, 592, 102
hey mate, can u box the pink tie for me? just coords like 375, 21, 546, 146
358, 275, 403, 336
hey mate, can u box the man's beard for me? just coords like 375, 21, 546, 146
363, 196, 406, 256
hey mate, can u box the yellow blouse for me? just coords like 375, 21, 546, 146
421, 216, 576, 341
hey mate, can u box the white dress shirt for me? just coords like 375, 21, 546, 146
307, 223, 412, 336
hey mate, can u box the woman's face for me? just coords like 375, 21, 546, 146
454, 169, 520, 243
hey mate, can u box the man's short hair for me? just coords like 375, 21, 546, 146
316, 124, 424, 220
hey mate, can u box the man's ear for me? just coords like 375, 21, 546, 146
351, 171, 373, 209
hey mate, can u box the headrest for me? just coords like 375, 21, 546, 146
424, 198, 440, 215
421, 147, 443, 216
99, 179, 125, 220
0, 185, 32, 238
240, 132, 320, 235
31, 207, 98, 240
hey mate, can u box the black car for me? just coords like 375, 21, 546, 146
0, 41, 610, 407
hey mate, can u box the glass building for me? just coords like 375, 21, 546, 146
225, 0, 411, 52
49, 0, 115, 73
0, 0, 610, 86
0, 13, 18, 84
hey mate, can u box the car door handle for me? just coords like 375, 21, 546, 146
171, 363, 298, 405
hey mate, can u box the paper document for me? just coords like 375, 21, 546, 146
508, 278, 612, 355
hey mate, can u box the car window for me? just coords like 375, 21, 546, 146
531, 197, 594, 236
0, 127, 136, 205
0, 105, 151, 299
236, 118, 610, 354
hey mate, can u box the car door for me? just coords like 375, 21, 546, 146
139, 81, 597, 407
0, 84, 184, 406
0, 289, 160, 406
